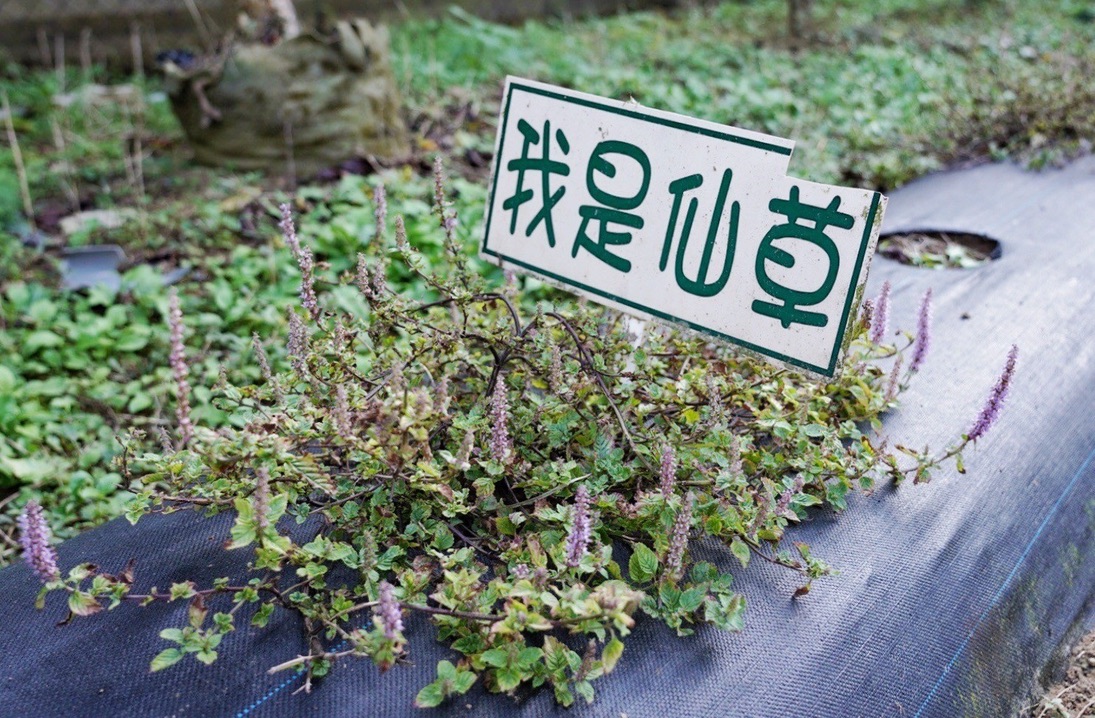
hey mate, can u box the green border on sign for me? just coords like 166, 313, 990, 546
482, 79, 880, 378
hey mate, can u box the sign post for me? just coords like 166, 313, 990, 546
482, 77, 886, 379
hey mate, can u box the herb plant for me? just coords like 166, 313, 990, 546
20, 167, 1016, 708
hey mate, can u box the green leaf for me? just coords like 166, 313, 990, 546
602, 637, 624, 673
158, 628, 185, 643
436, 660, 457, 680
227, 498, 257, 549
24, 330, 64, 353
678, 586, 706, 613
659, 584, 682, 611
0, 365, 16, 393
495, 666, 523, 692
114, 332, 149, 352
267, 493, 289, 523
705, 592, 746, 632
169, 582, 196, 600
150, 648, 183, 672
516, 647, 543, 668
68, 590, 102, 617
628, 543, 659, 584
553, 682, 575, 707
452, 669, 477, 694
771, 420, 794, 439
730, 539, 751, 569
251, 603, 275, 628
480, 648, 508, 668
414, 681, 445, 708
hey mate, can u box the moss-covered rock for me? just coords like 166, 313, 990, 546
168, 19, 407, 174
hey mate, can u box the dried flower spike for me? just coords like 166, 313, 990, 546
705, 374, 726, 424
775, 475, 805, 519
659, 444, 677, 497
167, 289, 193, 446
18, 501, 60, 583
355, 253, 374, 299
376, 580, 403, 639
394, 215, 410, 255
251, 332, 284, 404
566, 485, 593, 568
489, 380, 513, 464
434, 375, 450, 417
549, 343, 565, 392
360, 531, 378, 572
968, 344, 1018, 442
433, 156, 458, 242
387, 362, 405, 399
373, 183, 387, 242
356, 253, 388, 302
870, 281, 891, 345
253, 468, 271, 535
286, 309, 308, 377
910, 287, 933, 373
334, 385, 353, 441
157, 427, 176, 454
455, 429, 474, 471
859, 298, 874, 335
885, 354, 904, 404
664, 492, 694, 583
728, 438, 743, 480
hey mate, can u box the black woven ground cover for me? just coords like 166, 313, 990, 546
3, 157, 1094, 717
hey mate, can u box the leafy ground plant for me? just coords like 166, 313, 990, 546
3, 0, 1088, 559
19, 169, 1018, 707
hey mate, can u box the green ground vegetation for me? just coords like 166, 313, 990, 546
0, 0, 1092, 561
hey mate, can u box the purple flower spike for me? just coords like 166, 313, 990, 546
373, 184, 387, 242
167, 290, 193, 446
376, 580, 404, 639
18, 501, 60, 583
279, 204, 318, 321
870, 281, 891, 345
489, 380, 513, 463
910, 288, 933, 373
968, 345, 1019, 442
664, 492, 694, 582
659, 444, 677, 498
566, 485, 593, 568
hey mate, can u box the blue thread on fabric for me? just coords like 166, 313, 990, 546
235, 639, 350, 717
912, 444, 1095, 718
234, 674, 301, 718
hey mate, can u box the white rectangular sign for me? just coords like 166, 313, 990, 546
482, 77, 886, 378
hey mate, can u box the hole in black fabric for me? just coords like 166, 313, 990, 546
878, 230, 1001, 269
